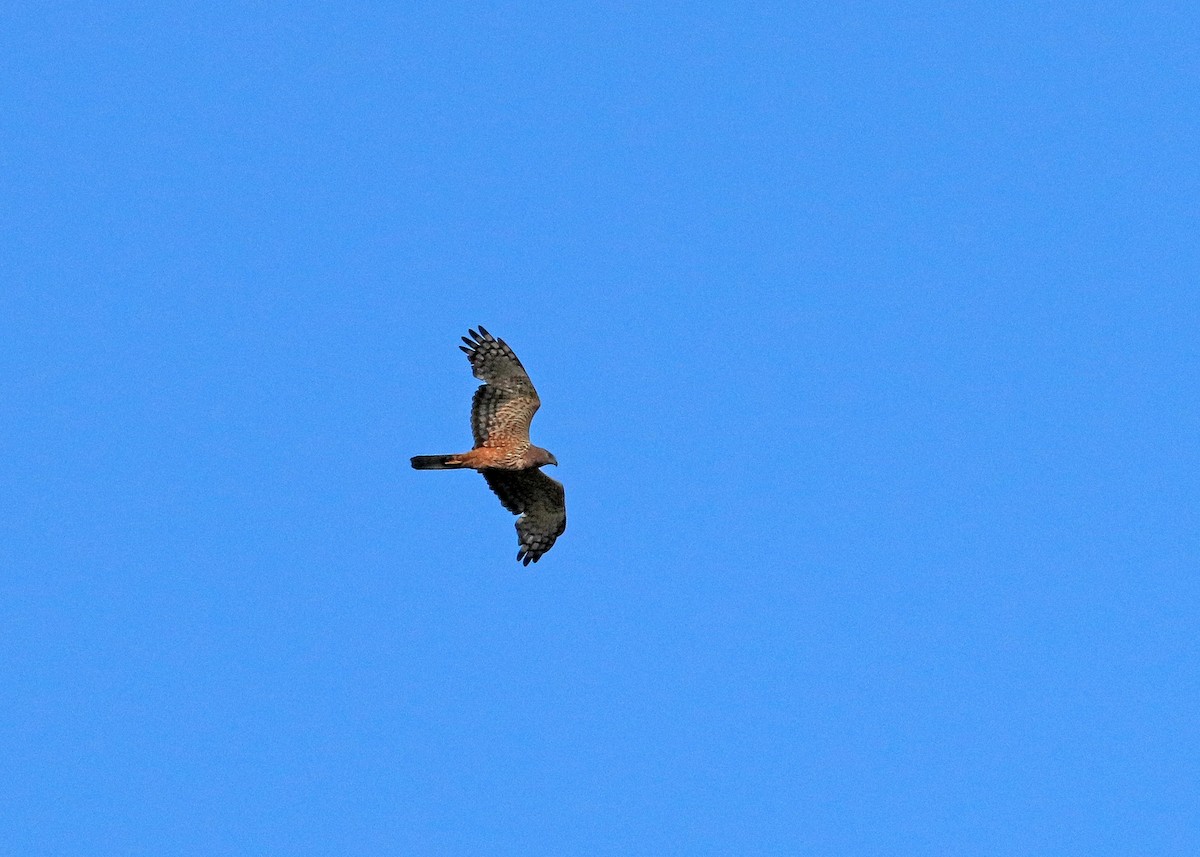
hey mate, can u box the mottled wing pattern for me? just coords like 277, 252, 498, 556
483, 469, 567, 566
460, 327, 541, 447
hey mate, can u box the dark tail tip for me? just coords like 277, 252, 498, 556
411, 455, 461, 470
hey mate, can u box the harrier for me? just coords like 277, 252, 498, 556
411, 327, 566, 566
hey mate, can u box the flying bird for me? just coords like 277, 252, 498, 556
411, 327, 566, 566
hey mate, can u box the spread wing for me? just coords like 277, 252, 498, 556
482, 469, 567, 566
460, 326, 541, 448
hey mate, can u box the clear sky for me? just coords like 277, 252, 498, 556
3, 3, 1197, 854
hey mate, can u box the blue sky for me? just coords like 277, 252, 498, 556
3, 2, 1197, 854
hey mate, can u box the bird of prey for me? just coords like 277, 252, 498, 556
411, 327, 566, 566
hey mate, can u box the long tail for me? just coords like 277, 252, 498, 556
410, 454, 465, 470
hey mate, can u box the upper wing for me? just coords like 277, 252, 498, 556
460, 326, 541, 447
482, 469, 567, 566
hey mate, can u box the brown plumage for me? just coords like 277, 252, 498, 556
411, 327, 566, 566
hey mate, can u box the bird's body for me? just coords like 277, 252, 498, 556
412, 443, 554, 471
411, 327, 566, 566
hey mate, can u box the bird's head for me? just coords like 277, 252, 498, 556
532, 447, 558, 467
